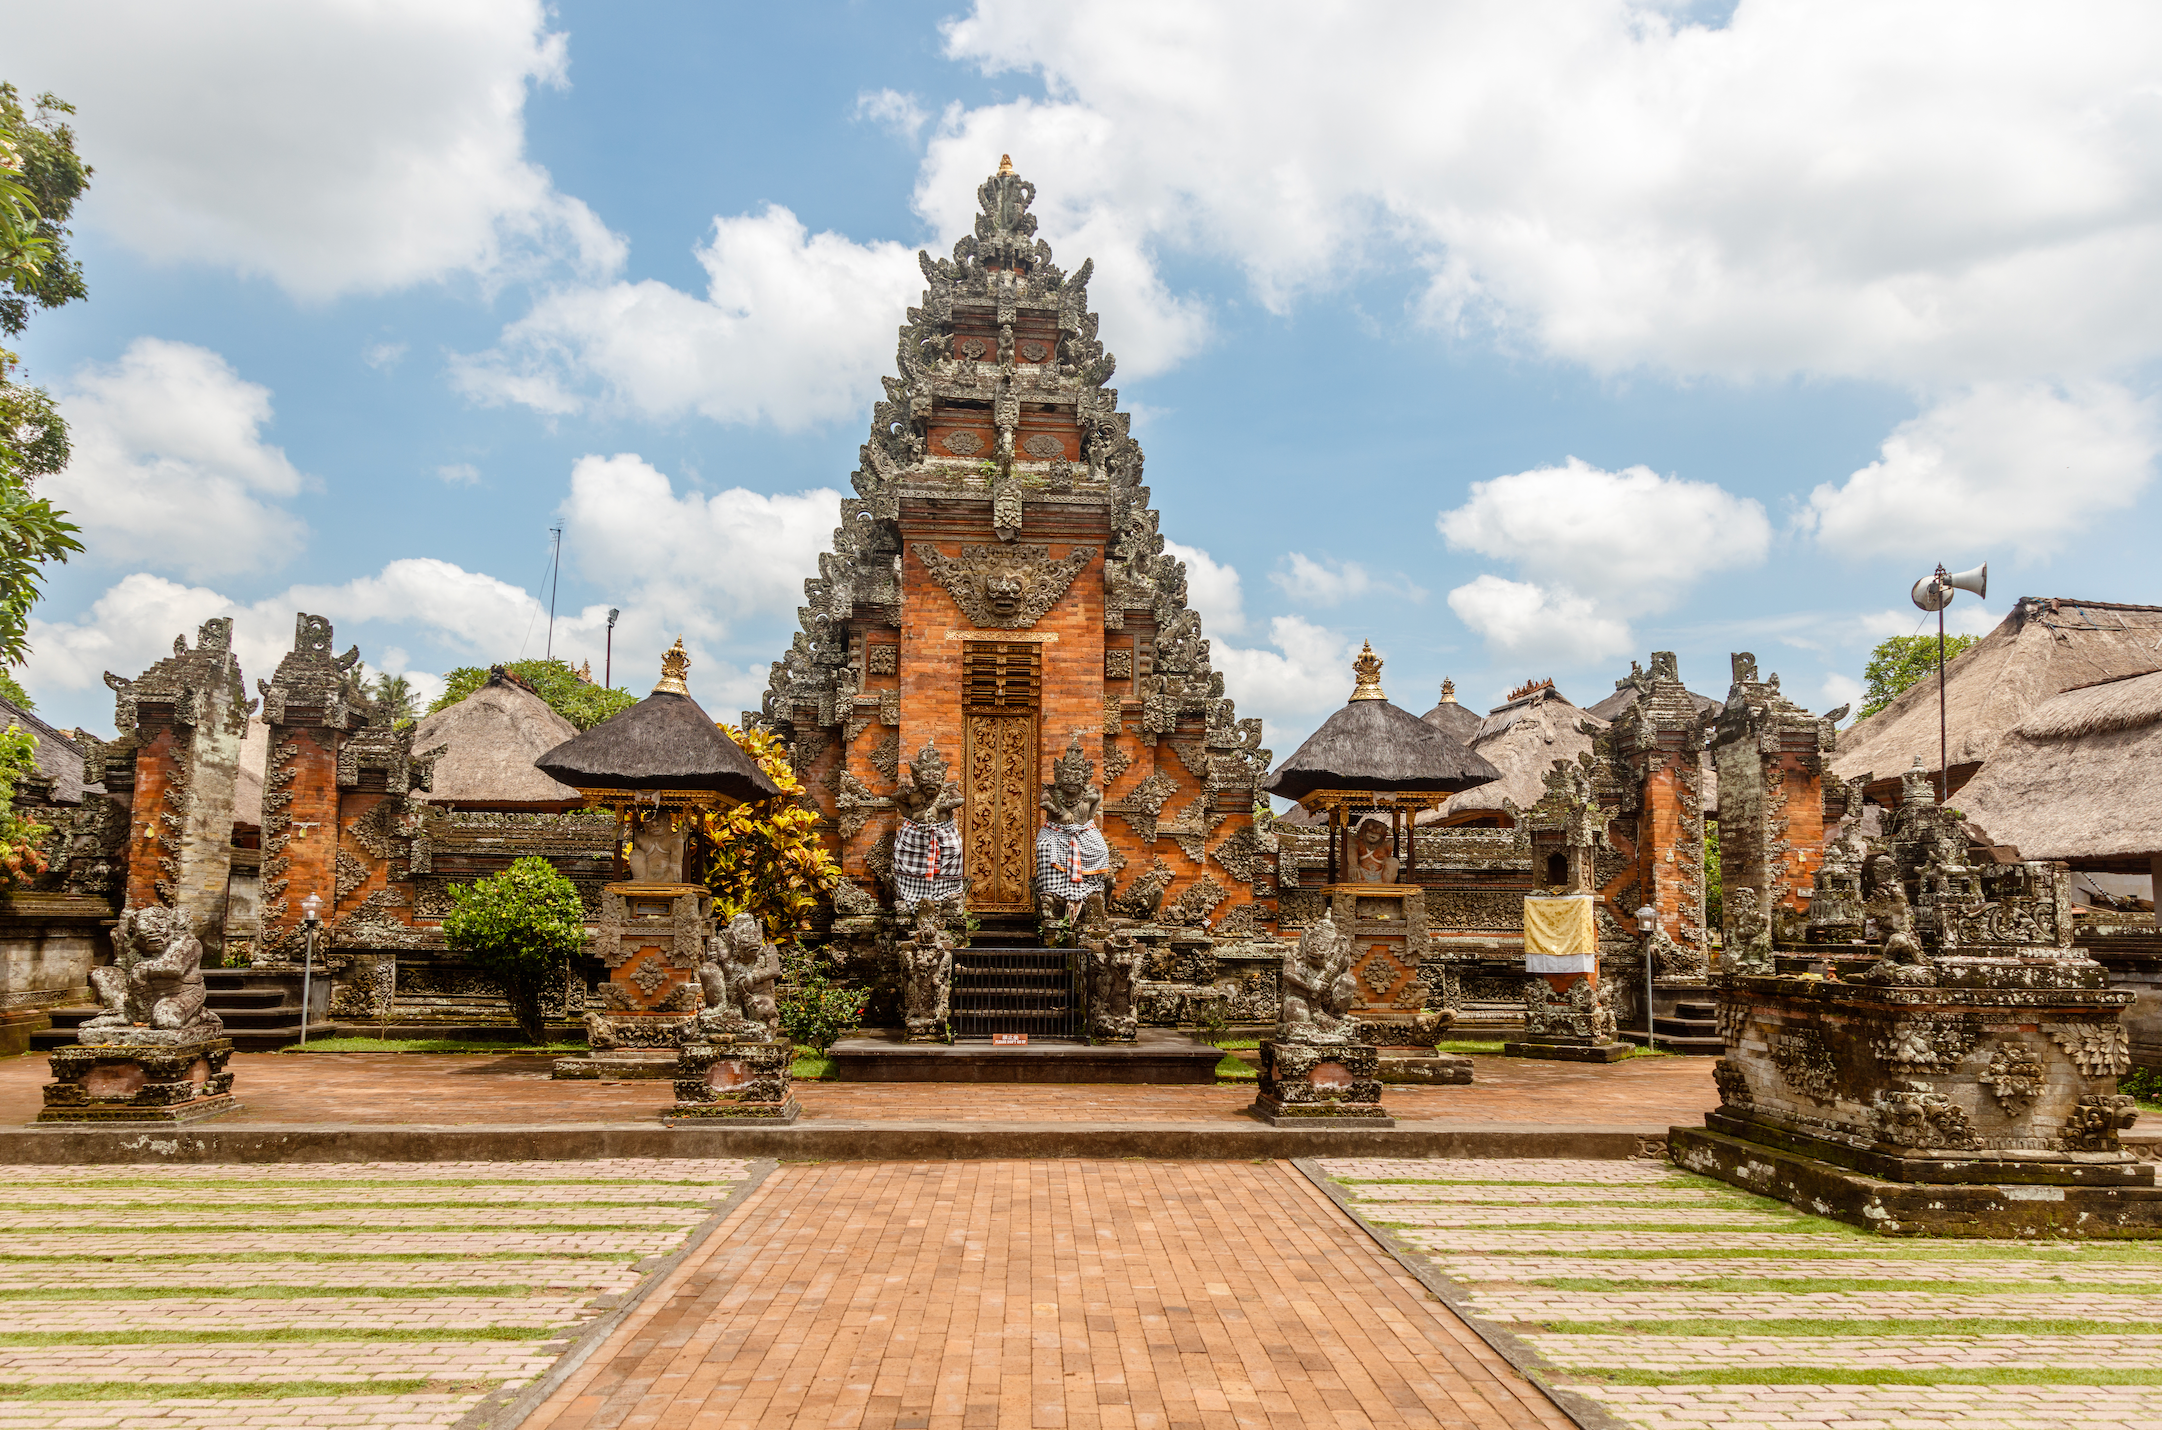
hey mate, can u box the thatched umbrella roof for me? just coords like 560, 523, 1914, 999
1427, 679, 1607, 824
1953, 667, 2162, 868
1835, 597, 2162, 791
535, 639, 780, 805
1263, 645, 1500, 802
1418, 678, 1483, 746
413, 668, 584, 811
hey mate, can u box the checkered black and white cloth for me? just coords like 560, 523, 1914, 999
1035, 821, 1111, 903
892, 817, 965, 907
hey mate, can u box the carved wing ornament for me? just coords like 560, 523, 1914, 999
912, 542, 1097, 629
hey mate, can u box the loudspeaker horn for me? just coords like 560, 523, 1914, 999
1911, 575, 1950, 612
1946, 563, 1987, 599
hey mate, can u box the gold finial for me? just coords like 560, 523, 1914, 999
1349, 641, 1386, 702
653, 637, 690, 696
997, 153, 1014, 176
1439, 677, 1457, 704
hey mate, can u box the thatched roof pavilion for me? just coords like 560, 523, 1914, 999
1954, 668, 2162, 882
1835, 597, 2162, 802
535, 639, 780, 808
1427, 679, 1607, 828
1264, 647, 1500, 802
412, 668, 584, 812
1418, 678, 1483, 746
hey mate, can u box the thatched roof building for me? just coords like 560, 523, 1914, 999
1263, 646, 1499, 803
1418, 679, 1483, 746
535, 640, 780, 806
0, 697, 85, 807
1835, 597, 2162, 801
412, 668, 585, 812
1428, 679, 1608, 828
1954, 668, 2162, 875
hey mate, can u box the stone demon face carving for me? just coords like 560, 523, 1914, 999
912, 542, 1097, 630
985, 574, 1024, 620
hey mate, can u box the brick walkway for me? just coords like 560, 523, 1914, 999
0, 1049, 1715, 1127
519, 1160, 1576, 1430
1321, 1155, 2162, 1430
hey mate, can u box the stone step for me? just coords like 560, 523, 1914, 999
1618, 1029, 1725, 1055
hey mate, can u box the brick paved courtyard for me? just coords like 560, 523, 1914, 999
0, 1051, 1716, 1127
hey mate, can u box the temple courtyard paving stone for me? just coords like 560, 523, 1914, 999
1318, 1155, 2162, 1429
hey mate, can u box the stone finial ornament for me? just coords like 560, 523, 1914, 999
1438, 677, 1457, 703
1349, 642, 1386, 702
653, 638, 691, 696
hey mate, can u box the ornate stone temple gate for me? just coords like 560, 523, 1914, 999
752, 158, 1276, 1034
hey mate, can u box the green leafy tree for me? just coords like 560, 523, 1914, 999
0, 721, 48, 886
1858, 634, 1982, 720
776, 946, 867, 1053
701, 723, 840, 942
362, 670, 420, 728
426, 658, 637, 730
0, 668, 32, 711
0, 84, 87, 673
442, 856, 586, 1042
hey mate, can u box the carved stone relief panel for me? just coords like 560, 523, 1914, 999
914, 543, 1097, 629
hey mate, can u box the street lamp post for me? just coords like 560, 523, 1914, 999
1637, 903, 1658, 1051
299, 892, 322, 1049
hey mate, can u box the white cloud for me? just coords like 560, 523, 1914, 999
1853, 603, 2002, 643
1445, 574, 1634, 665
856, 88, 930, 141
1211, 615, 1360, 754
1268, 553, 1423, 607
454, 206, 920, 430
936, 1, 2162, 387
1438, 456, 1768, 659
51, 339, 310, 579
362, 341, 408, 371
1800, 383, 2158, 563
8, 0, 621, 299
1161, 540, 1245, 636
1818, 672, 1864, 718
436, 463, 482, 486
559, 454, 838, 640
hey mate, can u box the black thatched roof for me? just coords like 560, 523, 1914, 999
1419, 693, 1482, 746
1264, 698, 1502, 801
534, 691, 780, 803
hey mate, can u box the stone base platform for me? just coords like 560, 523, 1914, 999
551, 1050, 680, 1081
1375, 1052, 1475, 1084
829, 1030, 1225, 1084
1247, 1099, 1396, 1128
39, 1039, 240, 1125
1704, 1107, 2153, 1187
1673, 1124, 2162, 1238
1504, 1039, 1632, 1063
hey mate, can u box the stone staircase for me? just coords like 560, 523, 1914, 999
1619, 996, 1723, 1055
950, 913, 1081, 1040
31, 969, 333, 1053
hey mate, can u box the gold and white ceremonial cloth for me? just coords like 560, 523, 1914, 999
1522, 894, 1596, 973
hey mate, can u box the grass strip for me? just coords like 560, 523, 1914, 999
1427, 1243, 2162, 1264
0, 1378, 485, 1402
1580, 1366, 2162, 1387
0, 1222, 692, 1236
0, 1200, 713, 1214
0, 1285, 541, 1302
1215, 1057, 1256, 1081
1527, 1273, 2162, 1296
279, 1037, 586, 1054
0, 1177, 746, 1192
1542, 1315, 2162, 1337
0, 1251, 640, 1264
791, 1055, 834, 1080
1389, 1219, 1835, 1236
0, 1328, 563, 1348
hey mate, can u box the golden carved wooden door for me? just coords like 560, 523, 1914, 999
961, 642, 1040, 912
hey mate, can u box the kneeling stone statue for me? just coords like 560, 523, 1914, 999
82, 906, 223, 1046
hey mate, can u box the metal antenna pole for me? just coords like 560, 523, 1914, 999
1936, 563, 1949, 805
545, 526, 563, 661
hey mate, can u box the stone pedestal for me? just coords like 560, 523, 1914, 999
1672, 954, 2162, 1237
1249, 1040, 1393, 1126
553, 1011, 695, 1080
39, 1038, 238, 1124
1506, 973, 1631, 1062
665, 1039, 799, 1123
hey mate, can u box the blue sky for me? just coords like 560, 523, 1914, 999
7, 1, 2157, 757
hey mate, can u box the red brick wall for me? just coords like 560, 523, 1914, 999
123, 725, 178, 910
271, 727, 341, 936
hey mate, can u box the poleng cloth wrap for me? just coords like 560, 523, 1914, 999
1035, 821, 1111, 903
893, 818, 964, 907
1522, 895, 1596, 973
